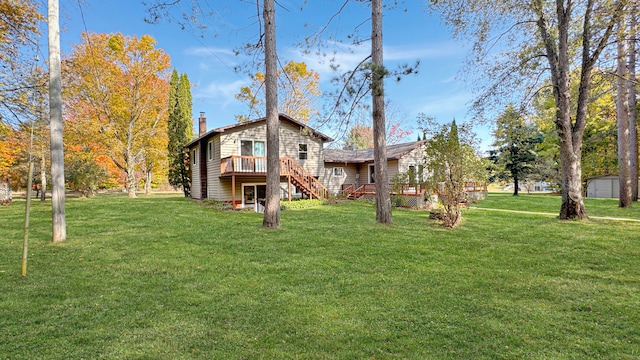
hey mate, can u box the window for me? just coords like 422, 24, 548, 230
240, 140, 265, 156
298, 143, 308, 160
368, 164, 375, 183
207, 141, 213, 161
333, 167, 344, 176
408, 165, 416, 184
192, 149, 197, 165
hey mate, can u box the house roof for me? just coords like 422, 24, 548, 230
185, 113, 333, 148
324, 140, 427, 164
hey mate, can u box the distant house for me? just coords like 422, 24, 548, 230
586, 175, 640, 198
185, 113, 332, 211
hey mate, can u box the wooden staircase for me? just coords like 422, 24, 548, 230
280, 157, 328, 200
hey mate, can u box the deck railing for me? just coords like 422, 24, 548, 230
220, 155, 327, 199
341, 184, 355, 197
342, 182, 486, 199
221, 155, 267, 174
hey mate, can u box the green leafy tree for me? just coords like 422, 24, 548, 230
428, 0, 628, 220
167, 69, 193, 197
490, 105, 543, 196
422, 118, 487, 228
65, 150, 109, 198
532, 71, 620, 184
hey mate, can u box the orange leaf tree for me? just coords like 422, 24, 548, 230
64, 33, 171, 197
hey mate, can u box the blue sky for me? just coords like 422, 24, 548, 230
52, 0, 492, 150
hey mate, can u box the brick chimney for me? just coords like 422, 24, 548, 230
198, 112, 206, 137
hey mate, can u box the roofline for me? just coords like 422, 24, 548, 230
185, 113, 333, 148
323, 140, 427, 163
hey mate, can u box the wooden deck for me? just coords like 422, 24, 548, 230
220, 155, 328, 205
342, 182, 487, 200
343, 183, 427, 198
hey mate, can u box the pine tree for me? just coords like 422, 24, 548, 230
167, 69, 192, 196
491, 105, 542, 196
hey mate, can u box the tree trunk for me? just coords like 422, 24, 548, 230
144, 169, 152, 195
40, 146, 47, 201
513, 173, 519, 196
126, 157, 137, 198
371, 0, 391, 224
181, 150, 190, 197
628, 7, 638, 201
262, 0, 280, 229
48, 0, 66, 241
557, 124, 587, 218
534, 0, 616, 220
617, 16, 632, 207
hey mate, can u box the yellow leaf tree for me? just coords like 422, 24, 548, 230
64, 33, 170, 197
0, 0, 44, 124
235, 61, 320, 123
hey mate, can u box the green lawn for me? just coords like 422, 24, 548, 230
1, 194, 639, 359
474, 192, 640, 219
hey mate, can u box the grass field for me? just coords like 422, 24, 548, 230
1, 193, 639, 359
474, 192, 640, 219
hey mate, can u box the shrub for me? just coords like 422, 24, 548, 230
202, 199, 233, 211
280, 198, 324, 210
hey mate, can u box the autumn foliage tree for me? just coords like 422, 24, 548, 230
64, 33, 171, 198
0, 0, 47, 192
0, 123, 17, 180
235, 60, 320, 123
0, 0, 44, 124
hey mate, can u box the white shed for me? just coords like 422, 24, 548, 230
586, 175, 640, 198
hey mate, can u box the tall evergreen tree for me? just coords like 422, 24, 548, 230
491, 105, 543, 196
167, 69, 192, 197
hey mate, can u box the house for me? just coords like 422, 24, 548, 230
186, 113, 436, 211
586, 175, 640, 198
185, 113, 333, 211
322, 141, 427, 196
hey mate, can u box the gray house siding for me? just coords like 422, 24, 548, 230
190, 145, 201, 199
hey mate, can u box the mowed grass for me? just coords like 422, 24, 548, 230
1, 194, 639, 359
475, 192, 640, 219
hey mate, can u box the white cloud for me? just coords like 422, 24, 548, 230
384, 42, 464, 62
284, 40, 464, 82
184, 46, 236, 57
194, 79, 248, 105
182, 46, 240, 73
412, 91, 473, 118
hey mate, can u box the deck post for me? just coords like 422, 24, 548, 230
231, 175, 236, 209
287, 174, 292, 202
